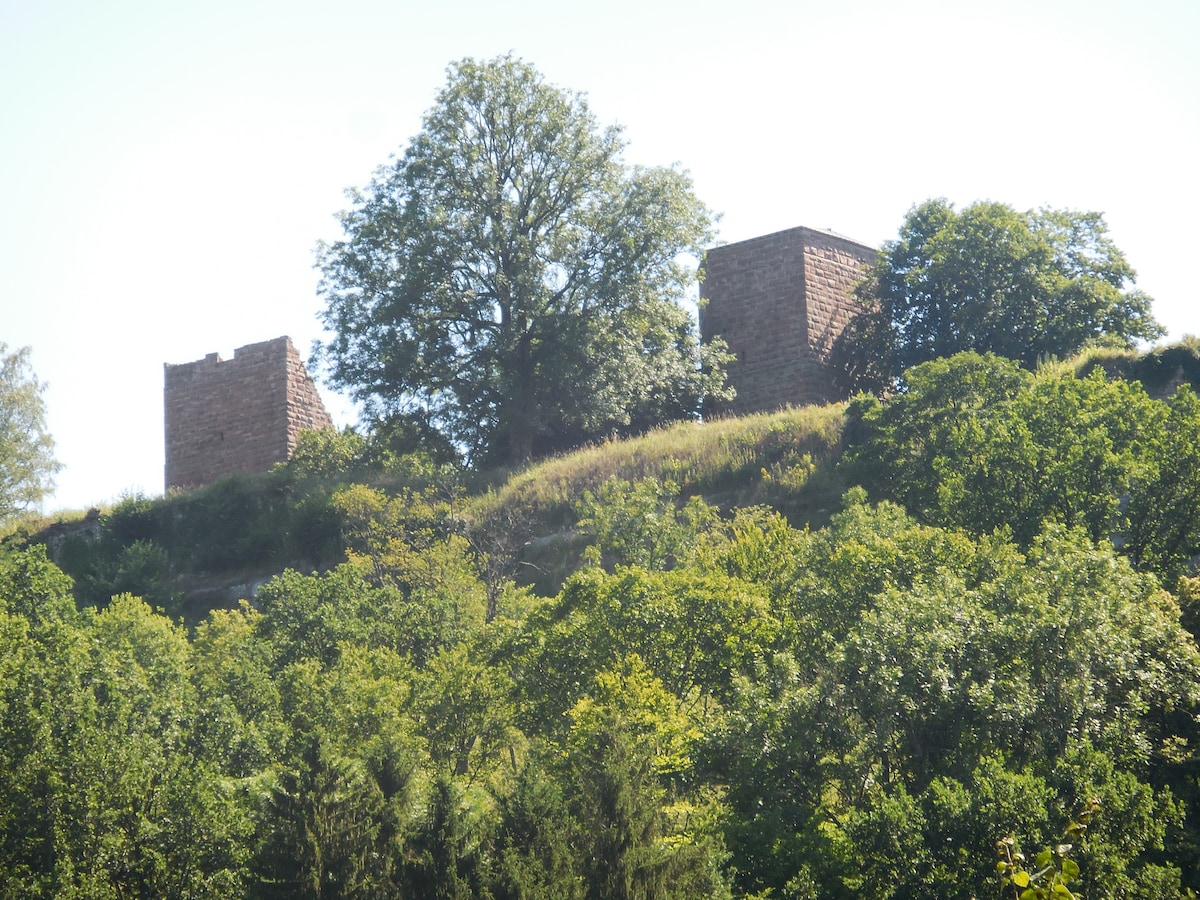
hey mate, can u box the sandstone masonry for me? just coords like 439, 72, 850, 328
164, 336, 334, 492
700, 226, 875, 415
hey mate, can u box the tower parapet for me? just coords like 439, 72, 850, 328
700, 226, 875, 414
164, 336, 333, 492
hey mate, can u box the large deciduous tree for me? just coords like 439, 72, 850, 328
833, 199, 1163, 392
0, 344, 60, 521
317, 56, 730, 466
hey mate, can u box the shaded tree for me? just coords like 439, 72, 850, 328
489, 756, 584, 899
399, 773, 493, 900
252, 733, 388, 900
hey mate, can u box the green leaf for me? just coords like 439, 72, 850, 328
1012, 870, 1031, 888
315, 56, 722, 466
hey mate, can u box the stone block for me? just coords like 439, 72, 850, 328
700, 226, 875, 415
164, 336, 334, 492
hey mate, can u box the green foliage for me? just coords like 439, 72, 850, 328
252, 732, 389, 899
1124, 386, 1200, 578
316, 54, 729, 465
707, 494, 1199, 899
996, 800, 1098, 900
508, 566, 775, 737
330, 483, 490, 662
331, 481, 462, 562
8, 332, 1200, 897
490, 756, 584, 899
190, 604, 286, 776
1078, 336, 1200, 397
0, 343, 60, 522
480, 404, 848, 593
255, 564, 384, 668
845, 352, 1200, 577
0, 572, 253, 897
834, 199, 1163, 391
284, 424, 462, 484
575, 476, 720, 571
75, 538, 179, 612
562, 656, 732, 899
401, 773, 492, 898
171, 474, 297, 569
0, 543, 77, 625
54, 477, 335, 609
56, 493, 182, 612
414, 643, 519, 783
283, 427, 370, 480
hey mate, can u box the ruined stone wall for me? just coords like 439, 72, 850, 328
700, 226, 875, 415
164, 336, 333, 492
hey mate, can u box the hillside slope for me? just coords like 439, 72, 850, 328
6, 348, 1200, 897
33, 402, 848, 617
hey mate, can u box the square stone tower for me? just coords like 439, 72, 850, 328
164, 336, 334, 492
700, 226, 875, 415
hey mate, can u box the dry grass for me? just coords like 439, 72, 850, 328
473, 403, 849, 530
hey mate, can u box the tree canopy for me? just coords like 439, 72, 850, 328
833, 199, 1163, 392
316, 55, 730, 466
0, 344, 60, 521
9, 367, 1200, 896
843, 351, 1200, 579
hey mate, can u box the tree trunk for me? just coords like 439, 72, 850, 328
505, 316, 536, 464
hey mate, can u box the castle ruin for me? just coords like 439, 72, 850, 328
162, 227, 872, 490
164, 336, 334, 492
700, 225, 875, 414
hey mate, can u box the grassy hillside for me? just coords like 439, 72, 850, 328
28, 336, 1200, 620
6, 347, 1200, 898
31, 402, 849, 619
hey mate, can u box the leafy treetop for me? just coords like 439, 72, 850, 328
0, 344, 60, 522
834, 198, 1163, 392
316, 55, 730, 467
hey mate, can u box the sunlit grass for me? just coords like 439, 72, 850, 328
475, 403, 849, 530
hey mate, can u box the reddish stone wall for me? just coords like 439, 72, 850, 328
164, 336, 333, 492
700, 226, 875, 415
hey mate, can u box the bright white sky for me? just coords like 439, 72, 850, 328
2, 0, 1197, 512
